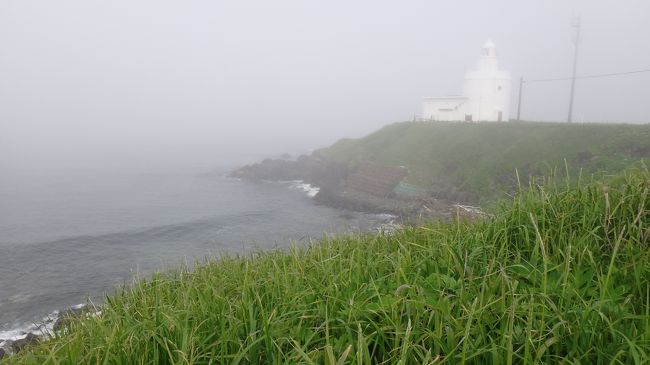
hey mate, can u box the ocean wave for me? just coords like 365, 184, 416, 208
285, 180, 320, 198
5, 216, 230, 251
371, 213, 398, 221
0, 310, 58, 345
453, 204, 484, 215
0, 304, 94, 347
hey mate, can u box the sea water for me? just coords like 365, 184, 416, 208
0, 168, 392, 340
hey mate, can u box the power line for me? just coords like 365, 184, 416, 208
525, 68, 650, 84
515, 67, 650, 121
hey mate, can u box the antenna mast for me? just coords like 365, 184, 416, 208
567, 17, 581, 123
516, 77, 524, 120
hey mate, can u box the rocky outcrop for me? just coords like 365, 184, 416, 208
232, 154, 461, 221
231, 155, 349, 192
345, 163, 408, 197
11, 333, 41, 353
0, 305, 94, 360
53, 306, 88, 332
314, 187, 454, 221
0, 334, 42, 357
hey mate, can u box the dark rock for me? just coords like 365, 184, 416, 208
0, 347, 6, 359
0, 340, 14, 357
618, 144, 650, 157
11, 333, 40, 353
576, 150, 594, 162
230, 154, 349, 192
53, 306, 86, 332
232, 154, 460, 221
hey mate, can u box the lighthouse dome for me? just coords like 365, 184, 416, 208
482, 39, 496, 56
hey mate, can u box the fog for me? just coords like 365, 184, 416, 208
1, 0, 649, 172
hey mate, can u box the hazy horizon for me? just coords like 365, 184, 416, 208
2, 0, 649, 172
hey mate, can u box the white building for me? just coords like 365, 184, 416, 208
422, 40, 511, 122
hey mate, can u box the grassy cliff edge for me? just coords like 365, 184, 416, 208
317, 121, 650, 203
5, 169, 649, 364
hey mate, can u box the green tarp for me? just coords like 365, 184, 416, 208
392, 181, 426, 197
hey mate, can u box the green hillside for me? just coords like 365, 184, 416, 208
317, 121, 650, 203
5, 170, 649, 364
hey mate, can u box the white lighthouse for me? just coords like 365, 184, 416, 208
422, 40, 511, 122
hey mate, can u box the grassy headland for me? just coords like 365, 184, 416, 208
5, 169, 649, 364
317, 121, 650, 203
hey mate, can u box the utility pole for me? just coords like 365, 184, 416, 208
567, 17, 581, 123
516, 76, 524, 120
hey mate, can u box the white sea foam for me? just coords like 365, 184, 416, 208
0, 303, 91, 345
369, 213, 400, 235
287, 180, 320, 198
0, 312, 57, 343
377, 222, 402, 235
373, 213, 398, 221
454, 204, 484, 215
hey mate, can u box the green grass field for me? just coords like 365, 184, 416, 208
318, 121, 650, 203
6, 169, 649, 364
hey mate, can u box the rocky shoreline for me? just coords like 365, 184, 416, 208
231, 154, 480, 223
0, 304, 95, 359
0, 157, 481, 360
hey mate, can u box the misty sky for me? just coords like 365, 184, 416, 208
1, 0, 649, 171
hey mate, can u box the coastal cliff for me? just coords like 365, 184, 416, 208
231, 154, 459, 221
232, 121, 650, 220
